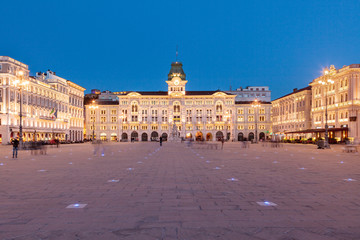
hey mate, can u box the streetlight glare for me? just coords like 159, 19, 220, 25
17, 70, 24, 76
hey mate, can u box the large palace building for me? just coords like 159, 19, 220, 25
0, 56, 86, 144
84, 62, 272, 142
271, 64, 360, 142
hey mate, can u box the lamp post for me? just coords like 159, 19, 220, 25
14, 71, 29, 149
224, 111, 231, 141
89, 100, 98, 141
119, 112, 125, 142
251, 99, 261, 143
319, 69, 334, 149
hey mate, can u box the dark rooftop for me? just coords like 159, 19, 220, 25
235, 101, 271, 105
272, 86, 311, 102
118, 90, 234, 96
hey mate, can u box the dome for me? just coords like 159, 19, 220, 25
168, 62, 186, 80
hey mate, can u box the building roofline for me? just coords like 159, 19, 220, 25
272, 86, 311, 102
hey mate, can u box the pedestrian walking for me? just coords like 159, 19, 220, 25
11, 137, 19, 158
221, 137, 224, 150
159, 136, 163, 146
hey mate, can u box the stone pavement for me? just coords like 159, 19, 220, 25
0, 142, 359, 240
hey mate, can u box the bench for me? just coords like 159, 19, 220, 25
343, 145, 359, 153
193, 142, 219, 150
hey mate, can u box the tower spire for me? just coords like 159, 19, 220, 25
176, 45, 178, 62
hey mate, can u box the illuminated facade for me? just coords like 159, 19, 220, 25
227, 86, 271, 102
84, 91, 120, 141
85, 62, 238, 141
85, 62, 273, 142
234, 101, 272, 141
0, 57, 85, 144
271, 86, 312, 138
310, 64, 360, 141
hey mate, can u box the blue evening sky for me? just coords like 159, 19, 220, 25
1, 0, 359, 99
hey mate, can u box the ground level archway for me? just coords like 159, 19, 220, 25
131, 131, 138, 141
161, 133, 168, 141
216, 131, 224, 141
196, 131, 203, 141
206, 133, 212, 141
248, 132, 254, 141
259, 132, 265, 141
238, 132, 244, 141
121, 133, 128, 141
111, 133, 117, 141
151, 131, 159, 141
100, 133, 107, 141
141, 133, 148, 141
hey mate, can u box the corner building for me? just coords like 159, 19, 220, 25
271, 86, 312, 139
310, 64, 360, 141
117, 62, 237, 141
0, 56, 85, 144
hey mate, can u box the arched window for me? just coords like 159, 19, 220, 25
216, 102, 223, 112
131, 102, 138, 113
173, 101, 181, 113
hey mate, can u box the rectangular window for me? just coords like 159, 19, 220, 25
237, 116, 244, 122
237, 108, 244, 114
259, 116, 265, 121
111, 110, 117, 115
248, 116, 254, 122
100, 110, 106, 115
248, 109, 254, 114
111, 117, 117, 123
259, 108, 265, 114
100, 117, 106, 123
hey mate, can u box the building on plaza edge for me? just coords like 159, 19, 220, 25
271, 64, 360, 142
0, 56, 86, 144
271, 86, 312, 139
84, 61, 272, 142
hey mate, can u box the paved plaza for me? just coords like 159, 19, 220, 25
0, 142, 359, 240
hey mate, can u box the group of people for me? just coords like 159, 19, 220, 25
10, 137, 61, 158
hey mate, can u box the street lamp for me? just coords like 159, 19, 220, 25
251, 99, 261, 143
119, 112, 125, 142
13, 70, 29, 149
89, 100, 98, 141
319, 69, 334, 149
224, 111, 231, 141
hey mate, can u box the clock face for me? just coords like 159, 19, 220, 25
174, 79, 180, 85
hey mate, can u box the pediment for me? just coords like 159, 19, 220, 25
127, 92, 142, 97
212, 92, 228, 97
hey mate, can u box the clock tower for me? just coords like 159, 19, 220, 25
166, 62, 187, 96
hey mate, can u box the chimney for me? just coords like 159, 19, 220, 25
293, 88, 298, 92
